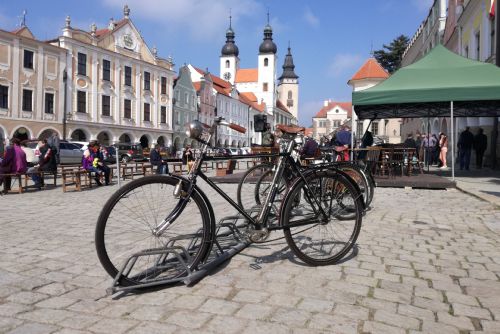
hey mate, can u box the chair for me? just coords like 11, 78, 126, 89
390, 149, 405, 177
378, 150, 393, 178
365, 148, 381, 176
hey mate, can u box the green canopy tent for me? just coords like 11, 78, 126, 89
352, 44, 500, 179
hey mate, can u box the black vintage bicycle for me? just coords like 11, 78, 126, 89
95, 118, 363, 288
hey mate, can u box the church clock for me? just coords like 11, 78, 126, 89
223, 72, 231, 80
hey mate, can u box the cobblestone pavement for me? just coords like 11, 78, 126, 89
1, 179, 500, 334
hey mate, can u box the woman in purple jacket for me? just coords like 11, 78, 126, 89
0, 138, 27, 194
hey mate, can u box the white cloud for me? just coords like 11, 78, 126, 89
327, 53, 363, 78
303, 6, 319, 28
103, 0, 261, 41
411, 0, 434, 12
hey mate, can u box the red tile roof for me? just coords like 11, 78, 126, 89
276, 100, 291, 114
349, 58, 389, 81
239, 92, 266, 112
235, 69, 258, 83
193, 67, 231, 89
94, 19, 128, 38
314, 102, 352, 118
192, 82, 201, 92
304, 128, 314, 137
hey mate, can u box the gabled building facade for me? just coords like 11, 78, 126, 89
348, 58, 401, 144
54, 6, 175, 148
172, 65, 198, 150
312, 101, 352, 141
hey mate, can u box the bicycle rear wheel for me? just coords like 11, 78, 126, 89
237, 163, 274, 212
282, 170, 363, 266
95, 175, 213, 286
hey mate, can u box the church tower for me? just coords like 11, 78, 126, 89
257, 15, 277, 115
219, 15, 239, 85
278, 44, 299, 120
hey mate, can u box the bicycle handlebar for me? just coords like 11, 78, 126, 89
228, 123, 247, 134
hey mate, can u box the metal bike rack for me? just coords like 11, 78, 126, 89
107, 214, 253, 295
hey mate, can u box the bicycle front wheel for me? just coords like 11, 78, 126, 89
95, 175, 213, 286
281, 170, 363, 266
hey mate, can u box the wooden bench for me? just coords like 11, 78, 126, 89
0, 169, 57, 194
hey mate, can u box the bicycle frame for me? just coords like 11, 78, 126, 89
153, 119, 330, 237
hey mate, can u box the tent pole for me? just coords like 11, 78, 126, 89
351, 106, 356, 160
427, 114, 430, 172
451, 101, 455, 180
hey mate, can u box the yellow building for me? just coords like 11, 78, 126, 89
0, 25, 67, 145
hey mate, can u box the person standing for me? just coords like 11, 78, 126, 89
473, 128, 488, 169
457, 127, 474, 170
335, 125, 352, 161
439, 132, 448, 169
47, 131, 61, 165
150, 144, 168, 174
422, 134, 436, 167
261, 123, 275, 147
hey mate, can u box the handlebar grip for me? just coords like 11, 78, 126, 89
229, 123, 247, 134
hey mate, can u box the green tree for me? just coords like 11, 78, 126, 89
373, 35, 409, 74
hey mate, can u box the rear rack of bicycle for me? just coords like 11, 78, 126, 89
106, 212, 259, 295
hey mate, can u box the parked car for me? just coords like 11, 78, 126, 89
228, 148, 241, 156
113, 142, 145, 163
22, 140, 83, 165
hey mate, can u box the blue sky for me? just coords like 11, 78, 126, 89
0, 0, 433, 126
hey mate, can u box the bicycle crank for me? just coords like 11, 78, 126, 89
249, 228, 270, 243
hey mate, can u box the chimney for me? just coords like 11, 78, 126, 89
324, 100, 329, 107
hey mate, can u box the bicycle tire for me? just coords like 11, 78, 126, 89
281, 170, 363, 266
237, 163, 274, 212
336, 163, 372, 208
95, 175, 213, 286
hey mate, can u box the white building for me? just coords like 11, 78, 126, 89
348, 58, 401, 144
312, 101, 352, 141
53, 6, 176, 148
219, 17, 297, 127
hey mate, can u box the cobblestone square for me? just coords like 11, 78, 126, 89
1, 179, 500, 333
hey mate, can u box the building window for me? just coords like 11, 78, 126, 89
225, 60, 230, 68
144, 71, 150, 90
160, 106, 166, 123
23, 50, 34, 69
102, 59, 111, 81
124, 99, 131, 119
77, 53, 87, 76
22, 89, 32, 111
491, 19, 495, 57
161, 76, 167, 95
185, 92, 188, 104
124, 66, 132, 86
102, 95, 111, 116
0, 85, 8, 109
475, 31, 481, 60
264, 58, 268, 66
263, 82, 268, 92
45, 92, 54, 114
144, 102, 150, 121
77, 91, 86, 113
372, 121, 379, 136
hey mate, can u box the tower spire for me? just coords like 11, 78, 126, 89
229, 8, 232, 29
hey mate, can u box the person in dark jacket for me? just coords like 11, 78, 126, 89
150, 144, 168, 174
458, 127, 474, 170
27, 139, 57, 188
473, 128, 488, 169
